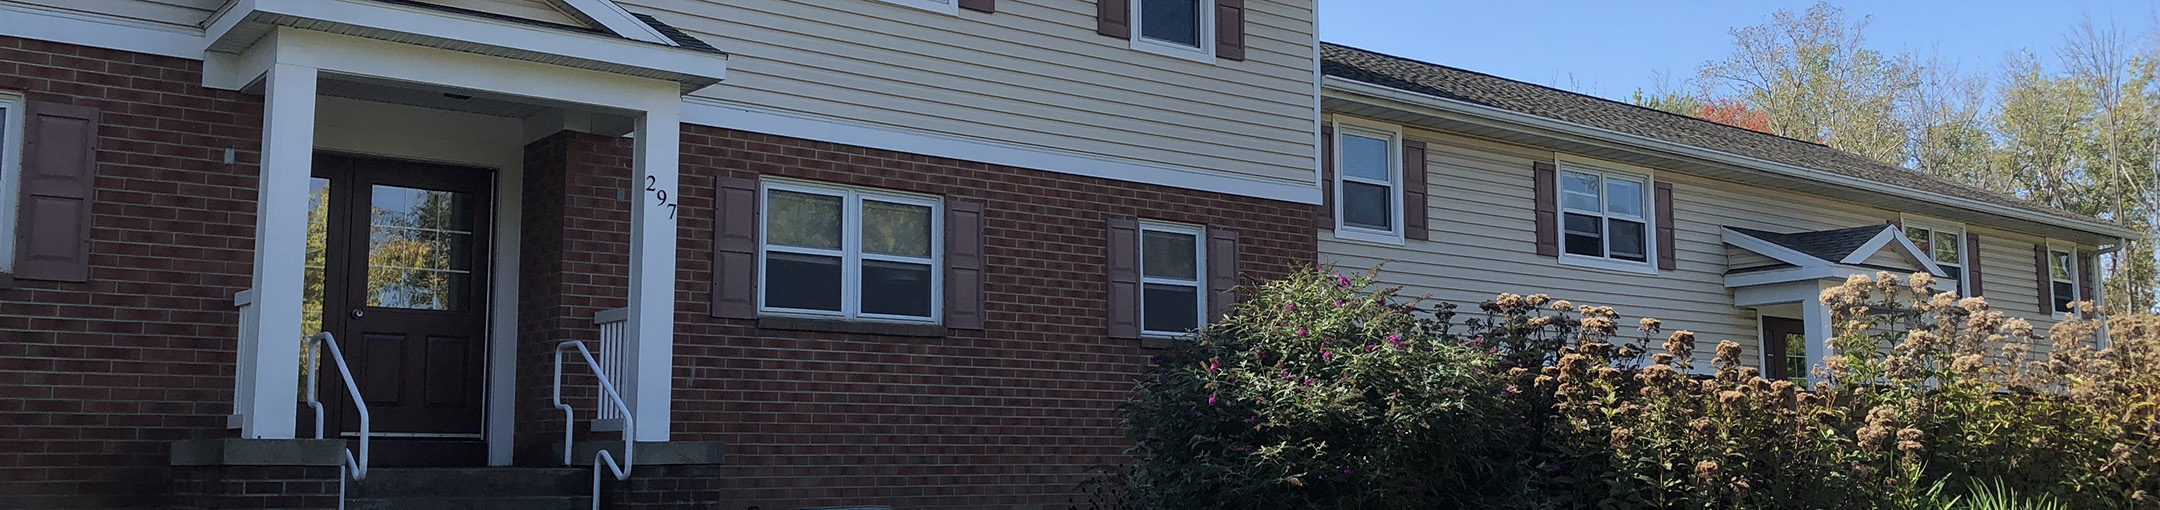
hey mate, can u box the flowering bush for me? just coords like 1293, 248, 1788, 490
1113, 267, 2160, 509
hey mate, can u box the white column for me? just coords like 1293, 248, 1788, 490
235, 63, 317, 439
1802, 295, 1835, 385
625, 110, 679, 442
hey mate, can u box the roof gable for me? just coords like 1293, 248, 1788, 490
1723, 225, 1944, 277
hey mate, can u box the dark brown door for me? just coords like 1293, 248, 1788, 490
1761, 317, 1807, 382
305, 153, 492, 466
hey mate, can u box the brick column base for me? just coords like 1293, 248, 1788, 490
572, 441, 728, 509
169, 439, 347, 510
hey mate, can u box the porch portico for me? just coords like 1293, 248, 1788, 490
1723, 224, 1947, 381
200, 0, 724, 463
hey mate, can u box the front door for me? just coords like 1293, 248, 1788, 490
1761, 317, 1807, 382
304, 152, 493, 466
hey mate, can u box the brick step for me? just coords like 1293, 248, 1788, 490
349, 467, 589, 501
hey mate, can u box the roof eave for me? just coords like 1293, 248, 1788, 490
1323, 76, 2143, 243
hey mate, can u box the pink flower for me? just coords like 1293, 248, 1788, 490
1295, 328, 1307, 337
1207, 359, 1220, 371
1321, 351, 1333, 361
1207, 393, 1218, 406
1337, 275, 1352, 286
1386, 335, 1403, 348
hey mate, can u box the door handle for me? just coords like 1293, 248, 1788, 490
350, 308, 365, 319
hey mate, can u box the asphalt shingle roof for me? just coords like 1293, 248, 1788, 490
1320, 43, 2089, 224
1727, 225, 1890, 263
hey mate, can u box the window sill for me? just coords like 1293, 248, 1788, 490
1129, 38, 1215, 64
1556, 253, 1659, 276
1328, 227, 1405, 247
872, 0, 959, 15
757, 316, 946, 337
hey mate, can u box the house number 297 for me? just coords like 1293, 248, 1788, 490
646, 176, 677, 219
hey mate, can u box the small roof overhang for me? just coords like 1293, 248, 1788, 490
1722, 224, 1944, 289
204, 0, 726, 94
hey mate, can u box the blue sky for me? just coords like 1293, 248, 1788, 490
1320, 0, 2160, 101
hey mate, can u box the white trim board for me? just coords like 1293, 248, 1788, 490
548, 0, 675, 45
681, 99, 1322, 205
0, 3, 205, 60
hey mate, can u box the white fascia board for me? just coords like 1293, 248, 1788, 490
215, 0, 723, 83
272, 28, 681, 113
1840, 225, 1947, 277
1721, 227, 1832, 268
1732, 280, 1829, 308
1322, 77, 2143, 241
0, 3, 204, 60
681, 99, 1322, 205
1725, 265, 1871, 289
550, 0, 675, 46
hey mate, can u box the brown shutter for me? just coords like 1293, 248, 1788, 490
958, 0, 993, 13
1532, 161, 1558, 257
1106, 216, 1141, 339
1214, 0, 1245, 61
1401, 139, 1428, 241
1654, 182, 1676, 271
710, 176, 759, 319
1964, 233, 1984, 297
1207, 227, 1239, 322
1096, 0, 1130, 38
2079, 250, 2098, 305
945, 200, 987, 330
15, 100, 99, 282
1319, 126, 1335, 228
2034, 244, 2052, 314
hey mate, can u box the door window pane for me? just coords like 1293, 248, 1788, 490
1342, 181, 1393, 230
366, 185, 475, 311
1782, 334, 1807, 383
861, 260, 933, 317
1605, 179, 1643, 217
1139, 0, 1201, 47
767, 190, 843, 250
1143, 283, 1199, 333
1609, 219, 1646, 262
862, 200, 931, 258
1340, 134, 1391, 181
1142, 230, 1198, 280
766, 252, 843, 311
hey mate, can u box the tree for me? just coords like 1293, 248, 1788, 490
1696, 2, 1920, 162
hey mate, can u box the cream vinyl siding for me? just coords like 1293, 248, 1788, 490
1860, 246, 1922, 271
1320, 123, 2085, 369
10, 0, 219, 29
1725, 245, 1780, 270
625, 0, 1318, 187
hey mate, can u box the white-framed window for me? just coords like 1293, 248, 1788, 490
0, 92, 23, 273
1556, 161, 1655, 273
1130, 0, 1215, 62
758, 180, 942, 322
1902, 222, 1968, 295
873, 0, 959, 15
2048, 243, 2078, 314
1333, 121, 1402, 244
1139, 222, 1205, 337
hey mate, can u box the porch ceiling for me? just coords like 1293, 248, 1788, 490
320, 75, 553, 119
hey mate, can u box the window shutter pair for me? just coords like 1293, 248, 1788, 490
1096, 0, 1247, 61
1104, 216, 1239, 340
13, 101, 100, 283
1316, 128, 1429, 241
707, 176, 988, 330
1529, 160, 1677, 271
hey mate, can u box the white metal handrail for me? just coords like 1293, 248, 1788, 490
305, 332, 369, 482
554, 340, 634, 510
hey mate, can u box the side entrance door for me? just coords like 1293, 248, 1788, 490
304, 152, 493, 466
1761, 316, 1808, 382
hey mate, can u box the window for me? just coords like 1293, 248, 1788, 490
759, 181, 941, 322
1904, 225, 1966, 295
1140, 223, 1205, 336
1557, 166, 1652, 268
2050, 248, 2077, 314
1334, 125, 1400, 242
1130, 0, 1214, 60
0, 93, 21, 273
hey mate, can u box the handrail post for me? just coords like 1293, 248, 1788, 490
306, 333, 369, 482
553, 340, 636, 510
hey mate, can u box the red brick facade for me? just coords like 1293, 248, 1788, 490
0, 36, 1318, 510
0, 36, 265, 509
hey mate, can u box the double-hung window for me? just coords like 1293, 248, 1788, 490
1904, 225, 1966, 295
760, 181, 941, 322
1334, 125, 1401, 243
0, 93, 21, 272
1558, 165, 1652, 269
1130, 0, 1214, 60
1139, 222, 1205, 336
2049, 248, 2078, 314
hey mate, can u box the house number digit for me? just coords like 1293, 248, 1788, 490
644, 176, 678, 219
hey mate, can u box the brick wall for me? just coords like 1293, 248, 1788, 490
518, 127, 1318, 509
0, 36, 264, 509
169, 465, 340, 510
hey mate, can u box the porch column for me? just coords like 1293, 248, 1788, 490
1802, 295, 1834, 384
234, 63, 318, 439
625, 110, 679, 442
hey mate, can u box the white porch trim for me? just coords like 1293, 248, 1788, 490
1838, 226, 1947, 276
0, 3, 203, 60
232, 62, 319, 439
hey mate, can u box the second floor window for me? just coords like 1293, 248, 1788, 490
1336, 127, 1400, 238
2050, 249, 2077, 313
761, 182, 941, 322
1559, 168, 1650, 264
1132, 0, 1213, 59
1905, 225, 1966, 295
